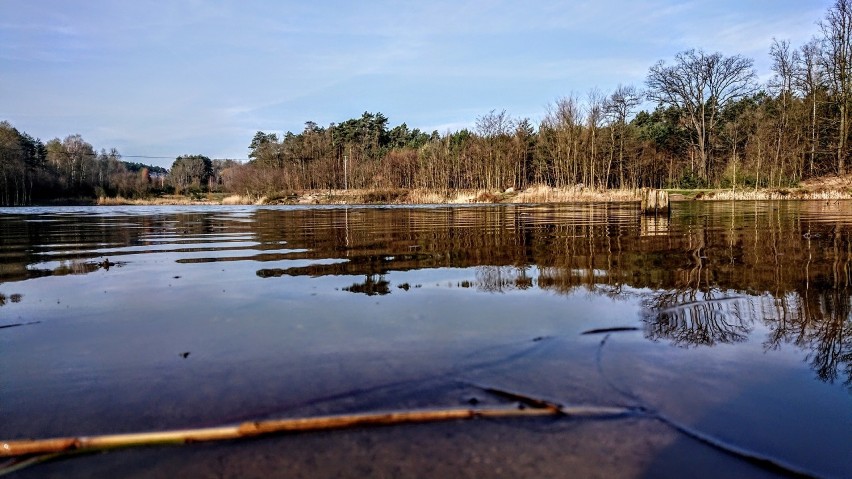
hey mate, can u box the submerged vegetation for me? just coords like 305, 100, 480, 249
5, 2, 852, 205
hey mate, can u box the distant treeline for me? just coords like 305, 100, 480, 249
223, 1, 852, 194
0, 123, 172, 205
4, 1, 852, 204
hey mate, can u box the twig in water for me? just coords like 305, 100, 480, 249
0, 406, 562, 465
0, 454, 62, 476
0, 321, 41, 330
0, 336, 821, 478
201, 335, 557, 427
581, 326, 639, 335
475, 384, 639, 418
0, 382, 643, 476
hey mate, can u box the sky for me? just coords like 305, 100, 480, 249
0, 0, 834, 169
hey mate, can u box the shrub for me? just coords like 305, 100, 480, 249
475, 191, 503, 203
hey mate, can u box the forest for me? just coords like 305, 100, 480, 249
3, 1, 852, 205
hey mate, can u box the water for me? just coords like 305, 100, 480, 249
0, 202, 850, 478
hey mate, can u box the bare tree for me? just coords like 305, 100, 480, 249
797, 38, 827, 175
585, 89, 606, 187
606, 84, 642, 187
475, 109, 515, 189
646, 49, 757, 182
542, 96, 582, 185
769, 39, 800, 184
820, 0, 852, 174
475, 109, 513, 138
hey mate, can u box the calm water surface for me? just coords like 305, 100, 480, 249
0, 202, 850, 478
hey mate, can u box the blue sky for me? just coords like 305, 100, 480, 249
0, 0, 832, 168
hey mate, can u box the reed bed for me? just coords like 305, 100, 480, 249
220, 194, 258, 205
96, 195, 218, 206
511, 185, 641, 203
696, 188, 852, 201
215, 186, 644, 206
91, 185, 852, 206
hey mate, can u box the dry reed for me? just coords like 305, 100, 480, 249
0, 391, 636, 462
92, 185, 852, 207
96, 195, 218, 206
697, 188, 852, 201
0, 385, 814, 478
221, 195, 257, 205
512, 185, 641, 203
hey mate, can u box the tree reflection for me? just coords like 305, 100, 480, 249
343, 274, 391, 296
642, 292, 753, 347
642, 286, 852, 388
1, 202, 850, 387
474, 266, 533, 292
760, 289, 852, 387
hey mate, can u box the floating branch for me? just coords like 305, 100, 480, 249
0, 400, 637, 461
581, 326, 639, 335
0, 321, 41, 330
0, 382, 821, 478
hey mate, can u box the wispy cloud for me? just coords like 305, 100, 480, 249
0, 0, 837, 164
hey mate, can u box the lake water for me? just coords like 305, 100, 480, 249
0, 202, 850, 478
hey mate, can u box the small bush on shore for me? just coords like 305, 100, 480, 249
361, 188, 409, 203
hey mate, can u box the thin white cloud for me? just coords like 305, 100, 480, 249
0, 23, 78, 35
0, 0, 839, 161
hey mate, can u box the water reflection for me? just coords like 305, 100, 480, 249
643, 292, 753, 347
343, 274, 391, 296
0, 202, 850, 390
637, 285, 852, 387
0, 292, 22, 306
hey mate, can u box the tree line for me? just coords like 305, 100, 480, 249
4, 0, 852, 204
0, 121, 170, 205
226, 1, 852, 194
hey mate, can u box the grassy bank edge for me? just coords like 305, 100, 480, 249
31, 184, 852, 206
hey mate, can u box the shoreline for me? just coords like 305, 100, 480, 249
19, 184, 852, 207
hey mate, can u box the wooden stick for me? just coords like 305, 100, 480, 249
1, 404, 634, 458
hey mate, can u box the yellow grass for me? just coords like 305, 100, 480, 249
93, 182, 852, 207
409, 189, 457, 204
93, 187, 643, 206
97, 195, 218, 206
221, 194, 257, 205
511, 184, 641, 203
695, 188, 852, 201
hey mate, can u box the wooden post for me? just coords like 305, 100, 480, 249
641, 188, 669, 216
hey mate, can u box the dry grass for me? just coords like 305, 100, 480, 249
409, 189, 454, 204
511, 184, 641, 203
292, 188, 461, 205
93, 187, 641, 206
221, 195, 257, 205
91, 180, 852, 207
97, 195, 218, 205
696, 188, 852, 201
690, 174, 852, 200
799, 174, 852, 190
96, 196, 133, 205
